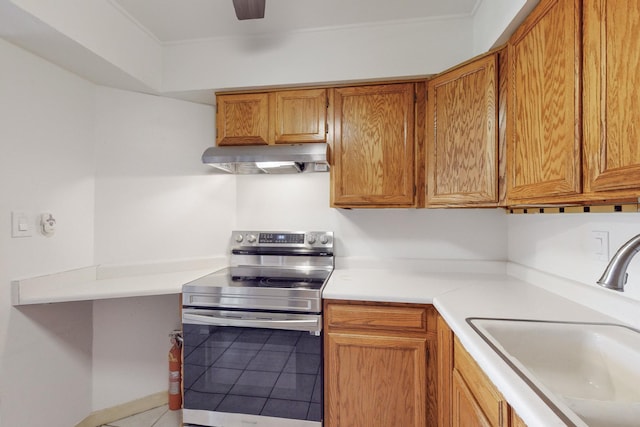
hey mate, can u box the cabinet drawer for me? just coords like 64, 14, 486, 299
453, 337, 507, 427
326, 302, 431, 333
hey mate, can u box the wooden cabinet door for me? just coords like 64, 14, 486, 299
331, 83, 416, 207
507, 0, 582, 203
325, 331, 427, 427
583, 0, 640, 193
511, 410, 528, 427
216, 93, 270, 146
452, 370, 493, 427
273, 89, 327, 144
453, 338, 509, 427
427, 54, 499, 206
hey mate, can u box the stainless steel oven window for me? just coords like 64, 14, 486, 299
182, 316, 323, 423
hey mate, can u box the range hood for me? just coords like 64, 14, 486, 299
202, 143, 330, 174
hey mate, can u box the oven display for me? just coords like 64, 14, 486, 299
259, 233, 305, 244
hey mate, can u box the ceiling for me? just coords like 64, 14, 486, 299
111, 0, 481, 43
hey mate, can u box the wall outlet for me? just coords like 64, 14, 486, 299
591, 231, 609, 262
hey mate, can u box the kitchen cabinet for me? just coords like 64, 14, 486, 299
273, 88, 328, 144
583, 0, 640, 195
438, 315, 527, 427
452, 369, 492, 427
511, 412, 527, 427
324, 300, 437, 426
216, 89, 328, 146
330, 83, 418, 208
426, 51, 504, 207
507, 0, 582, 204
453, 337, 509, 426
216, 92, 270, 146
507, 0, 640, 205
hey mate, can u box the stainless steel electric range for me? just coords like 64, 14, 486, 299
182, 230, 334, 427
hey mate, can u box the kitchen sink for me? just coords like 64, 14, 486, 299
468, 318, 640, 427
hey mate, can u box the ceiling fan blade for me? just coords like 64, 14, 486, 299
232, 0, 266, 20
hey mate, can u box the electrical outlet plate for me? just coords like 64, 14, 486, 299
591, 231, 609, 262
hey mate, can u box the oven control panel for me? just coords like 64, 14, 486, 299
232, 230, 333, 249
259, 232, 305, 244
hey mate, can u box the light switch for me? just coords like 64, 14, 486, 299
11, 211, 32, 238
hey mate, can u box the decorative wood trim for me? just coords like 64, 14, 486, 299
437, 314, 454, 427
507, 203, 638, 214
415, 80, 427, 208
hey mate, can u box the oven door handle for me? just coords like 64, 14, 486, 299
182, 312, 321, 333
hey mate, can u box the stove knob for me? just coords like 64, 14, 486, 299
247, 234, 257, 243
307, 234, 317, 244
320, 234, 330, 244
235, 234, 244, 243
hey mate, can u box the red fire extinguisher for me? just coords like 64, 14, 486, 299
168, 330, 183, 410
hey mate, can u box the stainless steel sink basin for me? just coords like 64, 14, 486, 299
468, 318, 640, 427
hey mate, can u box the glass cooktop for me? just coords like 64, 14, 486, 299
184, 266, 331, 292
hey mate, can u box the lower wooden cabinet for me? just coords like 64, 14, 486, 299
452, 369, 492, 427
438, 314, 527, 427
324, 300, 437, 427
453, 337, 509, 426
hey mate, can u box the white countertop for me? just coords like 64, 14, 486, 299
13, 255, 640, 426
323, 259, 640, 427
11, 258, 226, 305
434, 281, 617, 427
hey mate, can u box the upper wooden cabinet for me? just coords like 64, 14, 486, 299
216, 89, 328, 146
216, 92, 270, 146
273, 89, 327, 144
583, 0, 640, 194
331, 83, 417, 208
507, 0, 640, 205
507, 0, 582, 204
426, 52, 500, 207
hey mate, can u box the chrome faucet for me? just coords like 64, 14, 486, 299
597, 234, 640, 291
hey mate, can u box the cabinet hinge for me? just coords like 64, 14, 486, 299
326, 98, 330, 109
326, 123, 329, 134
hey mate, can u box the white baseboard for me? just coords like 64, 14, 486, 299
75, 391, 168, 427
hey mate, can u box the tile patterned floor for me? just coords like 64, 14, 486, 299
101, 405, 181, 427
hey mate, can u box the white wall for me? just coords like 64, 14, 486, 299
162, 16, 474, 93
93, 87, 233, 265
2, 1, 541, 98
0, 37, 237, 423
508, 214, 640, 302
91, 87, 235, 410
0, 38, 95, 426
92, 295, 182, 410
471, 0, 539, 54
236, 174, 508, 261
6, 0, 163, 89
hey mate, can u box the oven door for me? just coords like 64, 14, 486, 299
182, 309, 323, 427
